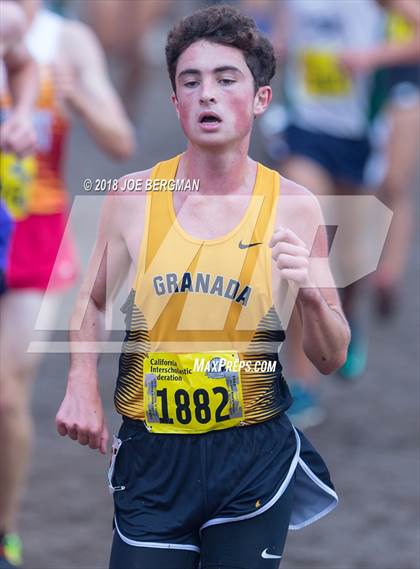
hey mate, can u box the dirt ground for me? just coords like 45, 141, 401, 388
17, 28, 419, 569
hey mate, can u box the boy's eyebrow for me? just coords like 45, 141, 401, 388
177, 68, 201, 79
177, 65, 244, 79
213, 66, 243, 75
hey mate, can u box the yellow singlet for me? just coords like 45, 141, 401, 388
115, 155, 291, 432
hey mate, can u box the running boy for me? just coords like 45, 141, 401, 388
57, 6, 349, 569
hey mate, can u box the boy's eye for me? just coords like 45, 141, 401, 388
184, 80, 199, 88
218, 78, 236, 86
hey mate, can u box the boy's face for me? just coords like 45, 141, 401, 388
172, 40, 271, 148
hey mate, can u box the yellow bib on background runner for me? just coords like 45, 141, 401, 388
144, 352, 244, 434
387, 13, 415, 44
0, 153, 36, 219
301, 50, 352, 96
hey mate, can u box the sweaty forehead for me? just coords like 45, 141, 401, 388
176, 40, 250, 77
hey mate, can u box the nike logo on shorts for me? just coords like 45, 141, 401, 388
238, 240, 262, 249
261, 548, 282, 559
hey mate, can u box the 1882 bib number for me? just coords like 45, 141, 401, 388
143, 352, 244, 434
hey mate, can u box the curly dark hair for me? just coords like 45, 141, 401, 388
165, 4, 276, 93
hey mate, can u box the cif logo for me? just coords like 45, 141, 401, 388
206, 357, 228, 379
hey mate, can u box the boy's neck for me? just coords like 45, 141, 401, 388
180, 141, 255, 195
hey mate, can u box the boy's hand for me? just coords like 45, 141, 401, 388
56, 382, 109, 454
270, 227, 313, 289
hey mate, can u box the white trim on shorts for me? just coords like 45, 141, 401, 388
114, 517, 200, 553
199, 426, 301, 532
199, 426, 339, 532
288, 458, 338, 531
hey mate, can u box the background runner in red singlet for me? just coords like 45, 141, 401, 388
0, 1, 135, 566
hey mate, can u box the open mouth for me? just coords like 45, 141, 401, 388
199, 113, 222, 124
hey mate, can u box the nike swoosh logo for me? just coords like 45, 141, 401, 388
261, 548, 282, 559
238, 240, 262, 249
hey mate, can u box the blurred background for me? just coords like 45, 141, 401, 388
1, 0, 418, 568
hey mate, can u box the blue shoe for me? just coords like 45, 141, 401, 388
0, 557, 17, 569
286, 382, 325, 430
338, 321, 368, 380
0, 534, 22, 568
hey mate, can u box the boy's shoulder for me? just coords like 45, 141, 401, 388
117, 167, 154, 192
280, 174, 314, 199
277, 174, 324, 236
117, 154, 181, 191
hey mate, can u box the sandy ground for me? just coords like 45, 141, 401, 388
16, 28, 420, 569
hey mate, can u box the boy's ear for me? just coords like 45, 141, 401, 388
172, 92, 180, 118
253, 86, 272, 117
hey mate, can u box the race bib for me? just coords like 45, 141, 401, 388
301, 50, 352, 97
387, 13, 415, 44
143, 352, 245, 434
0, 153, 36, 219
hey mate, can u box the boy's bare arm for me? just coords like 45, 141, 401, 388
58, 20, 135, 160
340, 0, 420, 73
0, 1, 38, 156
272, 184, 350, 375
56, 192, 136, 454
